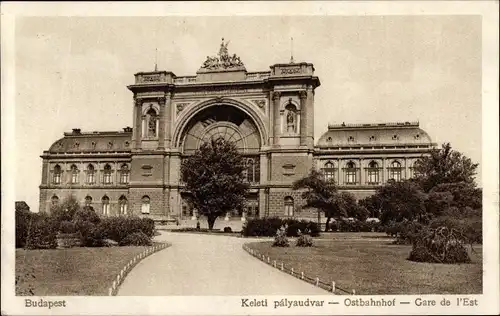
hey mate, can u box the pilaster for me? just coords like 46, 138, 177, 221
272, 91, 281, 146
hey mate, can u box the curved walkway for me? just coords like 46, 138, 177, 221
117, 231, 328, 295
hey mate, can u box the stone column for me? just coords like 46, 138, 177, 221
158, 96, 166, 150
382, 158, 386, 183
272, 91, 281, 146
164, 92, 172, 149
359, 158, 364, 185
299, 90, 308, 146
134, 97, 143, 149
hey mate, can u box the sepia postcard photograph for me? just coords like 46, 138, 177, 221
1, 1, 499, 315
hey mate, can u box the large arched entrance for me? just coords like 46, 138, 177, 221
177, 103, 263, 221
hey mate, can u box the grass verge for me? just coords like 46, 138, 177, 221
16, 246, 155, 296
245, 238, 482, 295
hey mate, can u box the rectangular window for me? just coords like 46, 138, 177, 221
102, 204, 110, 216
53, 173, 61, 184
71, 173, 78, 184
345, 170, 356, 184
367, 169, 379, 184
141, 203, 150, 214
87, 172, 95, 184
120, 172, 129, 184
104, 173, 112, 184
120, 204, 128, 215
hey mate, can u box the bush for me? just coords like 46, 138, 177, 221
285, 219, 320, 237
242, 217, 320, 237
16, 209, 33, 248
393, 221, 425, 245
98, 216, 156, 243
408, 226, 471, 264
223, 227, 232, 233
59, 220, 77, 234
25, 214, 57, 249
72, 206, 100, 225
429, 214, 482, 245
296, 230, 313, 247
272, 225, 289, 247
119, 232, 152, 246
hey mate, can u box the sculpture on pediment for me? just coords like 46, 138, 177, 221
200, 38, 245, 71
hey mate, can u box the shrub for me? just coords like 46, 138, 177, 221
119, 232, 152, 246
429, 214, 482, 245
242, 217, 284, 237
296, 230, 313, 247
72, 206, 100, 225
242, 217, 320, 237
59, 220, 77, 234
393, 221, 425, 245
272, 225, 289, 247
285, 219, 320, 237
25, 214, 57, 249
223, 226, 232, 233
98, 216, 156, 243
408, 226, 471, 264
16, 208, 33, 248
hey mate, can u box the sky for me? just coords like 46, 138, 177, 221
14, 15, 483, 212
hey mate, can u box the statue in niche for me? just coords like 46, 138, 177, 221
146, 108, 157, 138
287, 110, 295, 133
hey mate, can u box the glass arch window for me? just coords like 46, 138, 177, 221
141, 196, 150, 214
86, 164, 95, 184
388, 161, 403, 182
345, 161, 357, 185
101, 195, 110, 216
120, 164, 129, 184
366, 161, 380, 185
322, 161, 336, 182
70, 164, 79, 184
119, 195, 128, 215
103, 164, 112, 184
53, 165, 62, 184
284, 196, 294, 217
244, 157, 260, 183
180, 105, 261, 155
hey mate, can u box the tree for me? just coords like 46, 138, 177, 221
180, 138, 249, 230
292, 170, 367, 231
358, 194, 383, 218
413, 143, 479, 192
377, 180, 428, 225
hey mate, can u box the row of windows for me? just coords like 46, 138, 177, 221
321, 160, 419, 184
50, 194, 151, 215
52, 164, 129, 185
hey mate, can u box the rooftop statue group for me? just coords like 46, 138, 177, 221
201, 38, 244, 70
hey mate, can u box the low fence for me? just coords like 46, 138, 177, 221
242, 244, 355, 295
108, 243, 170, 296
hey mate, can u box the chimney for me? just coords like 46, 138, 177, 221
123, 127, 133, 133
72, 128, 81, 134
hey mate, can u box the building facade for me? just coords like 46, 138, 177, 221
39, 40, 436, 220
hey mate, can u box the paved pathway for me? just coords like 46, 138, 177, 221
117, 231, 329, 295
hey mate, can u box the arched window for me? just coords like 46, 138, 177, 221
345, 161, 357, 185
119, 195, 128, 215
322, 161, 336, 182
85, 195, 93, 206
145, 108, 158, 138
53, 165, 62, 184
284, 103, 297, 133
103, 164, 112, 184
366, 161, 379, 185
120, 164, 129, 184
284, 196, 294, 216
141, 195, 150, 214
101, 195, 110, 216
388, 161, 403, 182
86, 164, 95, 184
70, 164, 79, 184
51, 195, 59, 205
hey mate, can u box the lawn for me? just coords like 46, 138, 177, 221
246, 236, 482, 295
16, 246, 151, 296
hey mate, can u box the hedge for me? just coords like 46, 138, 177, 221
242, 217, 320, 237
97, 216, 155, 243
